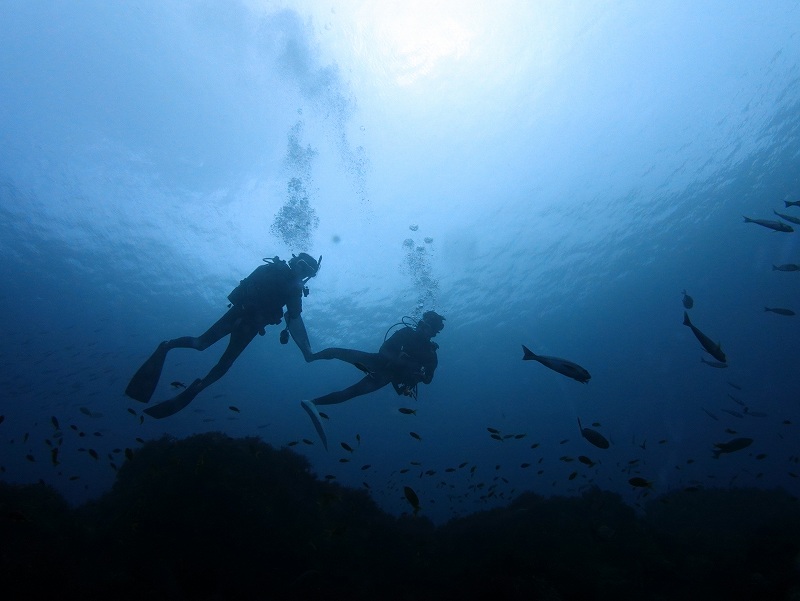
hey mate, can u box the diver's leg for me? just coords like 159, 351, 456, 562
164, 308, 238, 351
143, 318, 259, 418
313, 348, 386, 374
126, 309, 238, 403
311, 374, 390, 406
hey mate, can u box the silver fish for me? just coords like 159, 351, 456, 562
743, 216, 793, 232
683, 312, 726, 363
522, 345, 590, 383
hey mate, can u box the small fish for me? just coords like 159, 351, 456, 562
721, 409, 744, 418
127, 408, 137, 416
361, 464, 371, 470
445, 467, 456, 472
340, 442, 354, 453
530, 443, 540, 449
0, 415, 4, 425
712, 437, 753, 458
338, 458, 350, 463
743, 215, 794, 232
399, 468, 410, 474
135, 437, 144, 443
578, 418, 610, 449
522, 345, 591, 383
125, 448, 134, 461
79, 407, 92, 416
764, 306, 795, 316
490, 434, 503, 441
170, 381, 186, 389
25, 454, 35, 462
409, 432, 422, 441
683, 312, 726, 363
700, 357, 728, 368
772, 209, 800, 225
399, 408, 417, 415
487, 427, 500, 434
514, 434, 526, 440
682, 289, 694, 309
88, 449, 99, 460
318, 412, 330, 420
628, 477, 652, 488
578, 456, 596, 467
50, 416, 60, 430
755, 453, 767, 460
228, 405, 241, 413
356, 434, 361, 446
403, 486, 421, 515
286, 441, 299, 447
772, 263, 800, 271
520, 462, 531, 468
50, 448, 59, 466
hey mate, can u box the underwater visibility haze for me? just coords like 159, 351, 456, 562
2, 1, 800, 597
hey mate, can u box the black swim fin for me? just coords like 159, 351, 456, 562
143, 379, 203, 419
125, 343, 169, 403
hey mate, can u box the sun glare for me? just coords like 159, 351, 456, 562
370, 1, 474, 86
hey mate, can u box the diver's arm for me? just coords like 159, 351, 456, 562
286, 314, 313, 362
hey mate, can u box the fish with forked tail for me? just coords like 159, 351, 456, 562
683, 312, 726, 363
522, 345, 590, 383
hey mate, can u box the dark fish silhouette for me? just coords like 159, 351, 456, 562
628, 477, 652, 488
403, 486, 421, 515
228, 405, 241, 413
50, 416, 59, 430
773, 209, 800, 225
772, 263, 800, 271
578, 418, 610, 449
764, 306, 795, 316
743, 215, 793, 232
683, 312, 726, 363
682, 290, 694, 309
398, 408, 417, 415
522, 345, 590, 383
170, 381, 187, 389
340, 442, 354, 453
712, 437, 753, 458
409, 432, 422, 441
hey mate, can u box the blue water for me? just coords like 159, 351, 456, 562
1, 1, 799, 526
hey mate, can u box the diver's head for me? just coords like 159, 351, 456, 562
289, 253, 322, 281
417, 310, 445, 337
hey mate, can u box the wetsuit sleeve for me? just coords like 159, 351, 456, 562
420, 351, 437, 384
284, 287, 303, 320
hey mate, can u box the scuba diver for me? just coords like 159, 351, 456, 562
126, 253, 321, 419
300, 310, 445, 449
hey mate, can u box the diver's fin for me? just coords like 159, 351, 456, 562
301, 400, 328, 450
125, 343, 169, 403
143, 379, 202, 419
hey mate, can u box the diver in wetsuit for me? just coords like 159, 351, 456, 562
300, 310, 445, 448
125, 253, 321, 418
